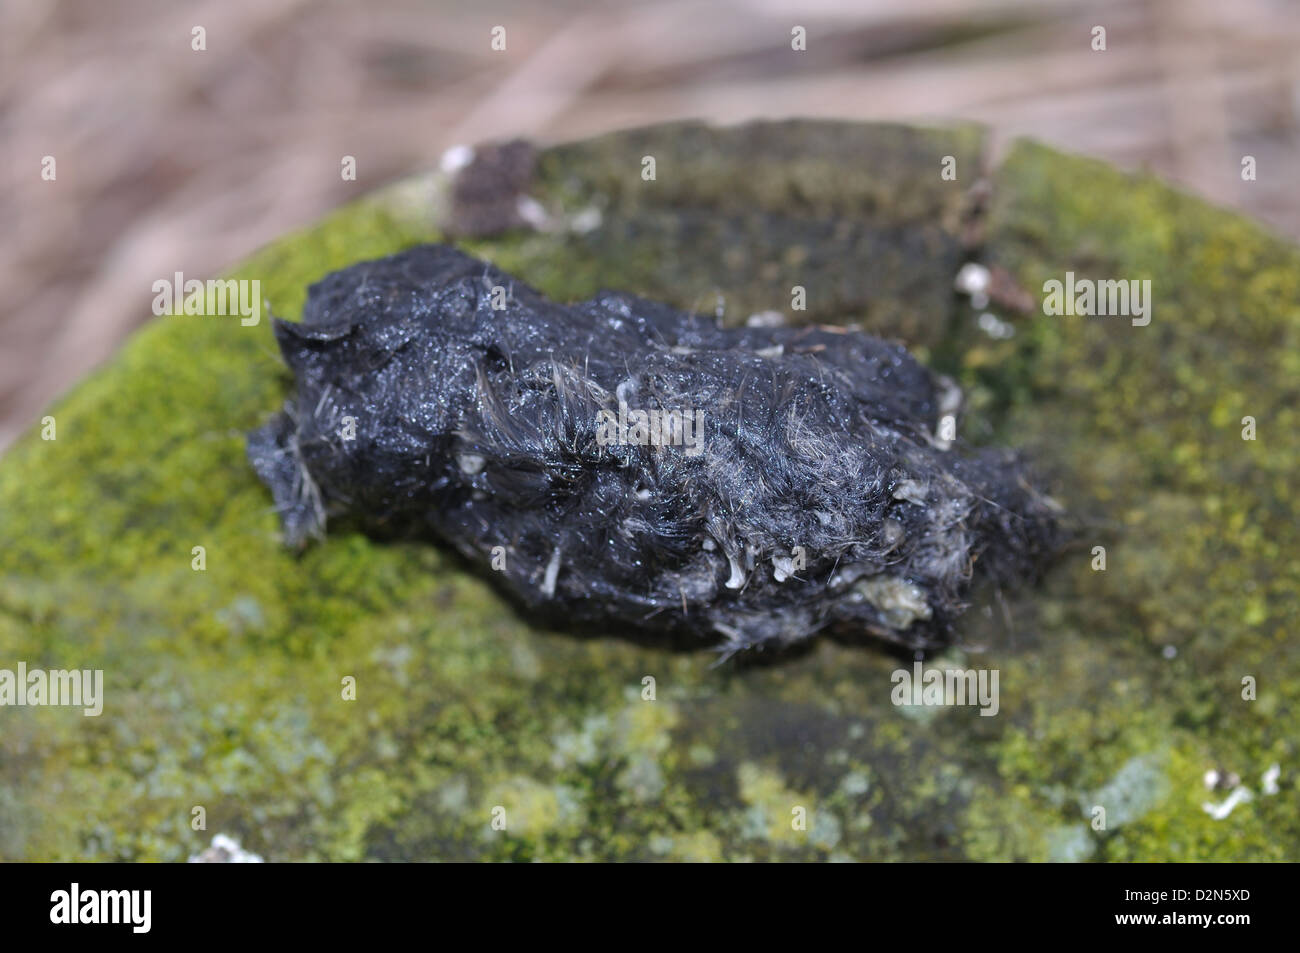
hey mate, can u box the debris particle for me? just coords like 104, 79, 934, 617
977, 311, 1016, 340
446, 138, 537, 237
745, 310, 786, 328
954, 262, 991, 309
439, 144, 476, 175
569, 206, 603, 234
1202, 786, 1252, 820
986, 265, 1037, 314
189, 833, 264, 863
542, 547, 562, 598
515, 195, 550, 230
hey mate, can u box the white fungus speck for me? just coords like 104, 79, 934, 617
977, 311, 1015, 340
954, 263, 989, 294
440, 144, 475, 174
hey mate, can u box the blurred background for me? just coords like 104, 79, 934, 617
2, 0, 1298, 449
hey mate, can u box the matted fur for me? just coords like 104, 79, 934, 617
248, 244, 1061, 657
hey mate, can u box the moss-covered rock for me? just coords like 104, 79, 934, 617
1, 121, 1295, 861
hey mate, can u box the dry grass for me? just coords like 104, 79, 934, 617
2, 0, 1297, 447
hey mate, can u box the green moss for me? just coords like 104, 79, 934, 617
1, 123, 1296, 861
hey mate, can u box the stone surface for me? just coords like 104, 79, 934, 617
1, 120, 1296, 861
